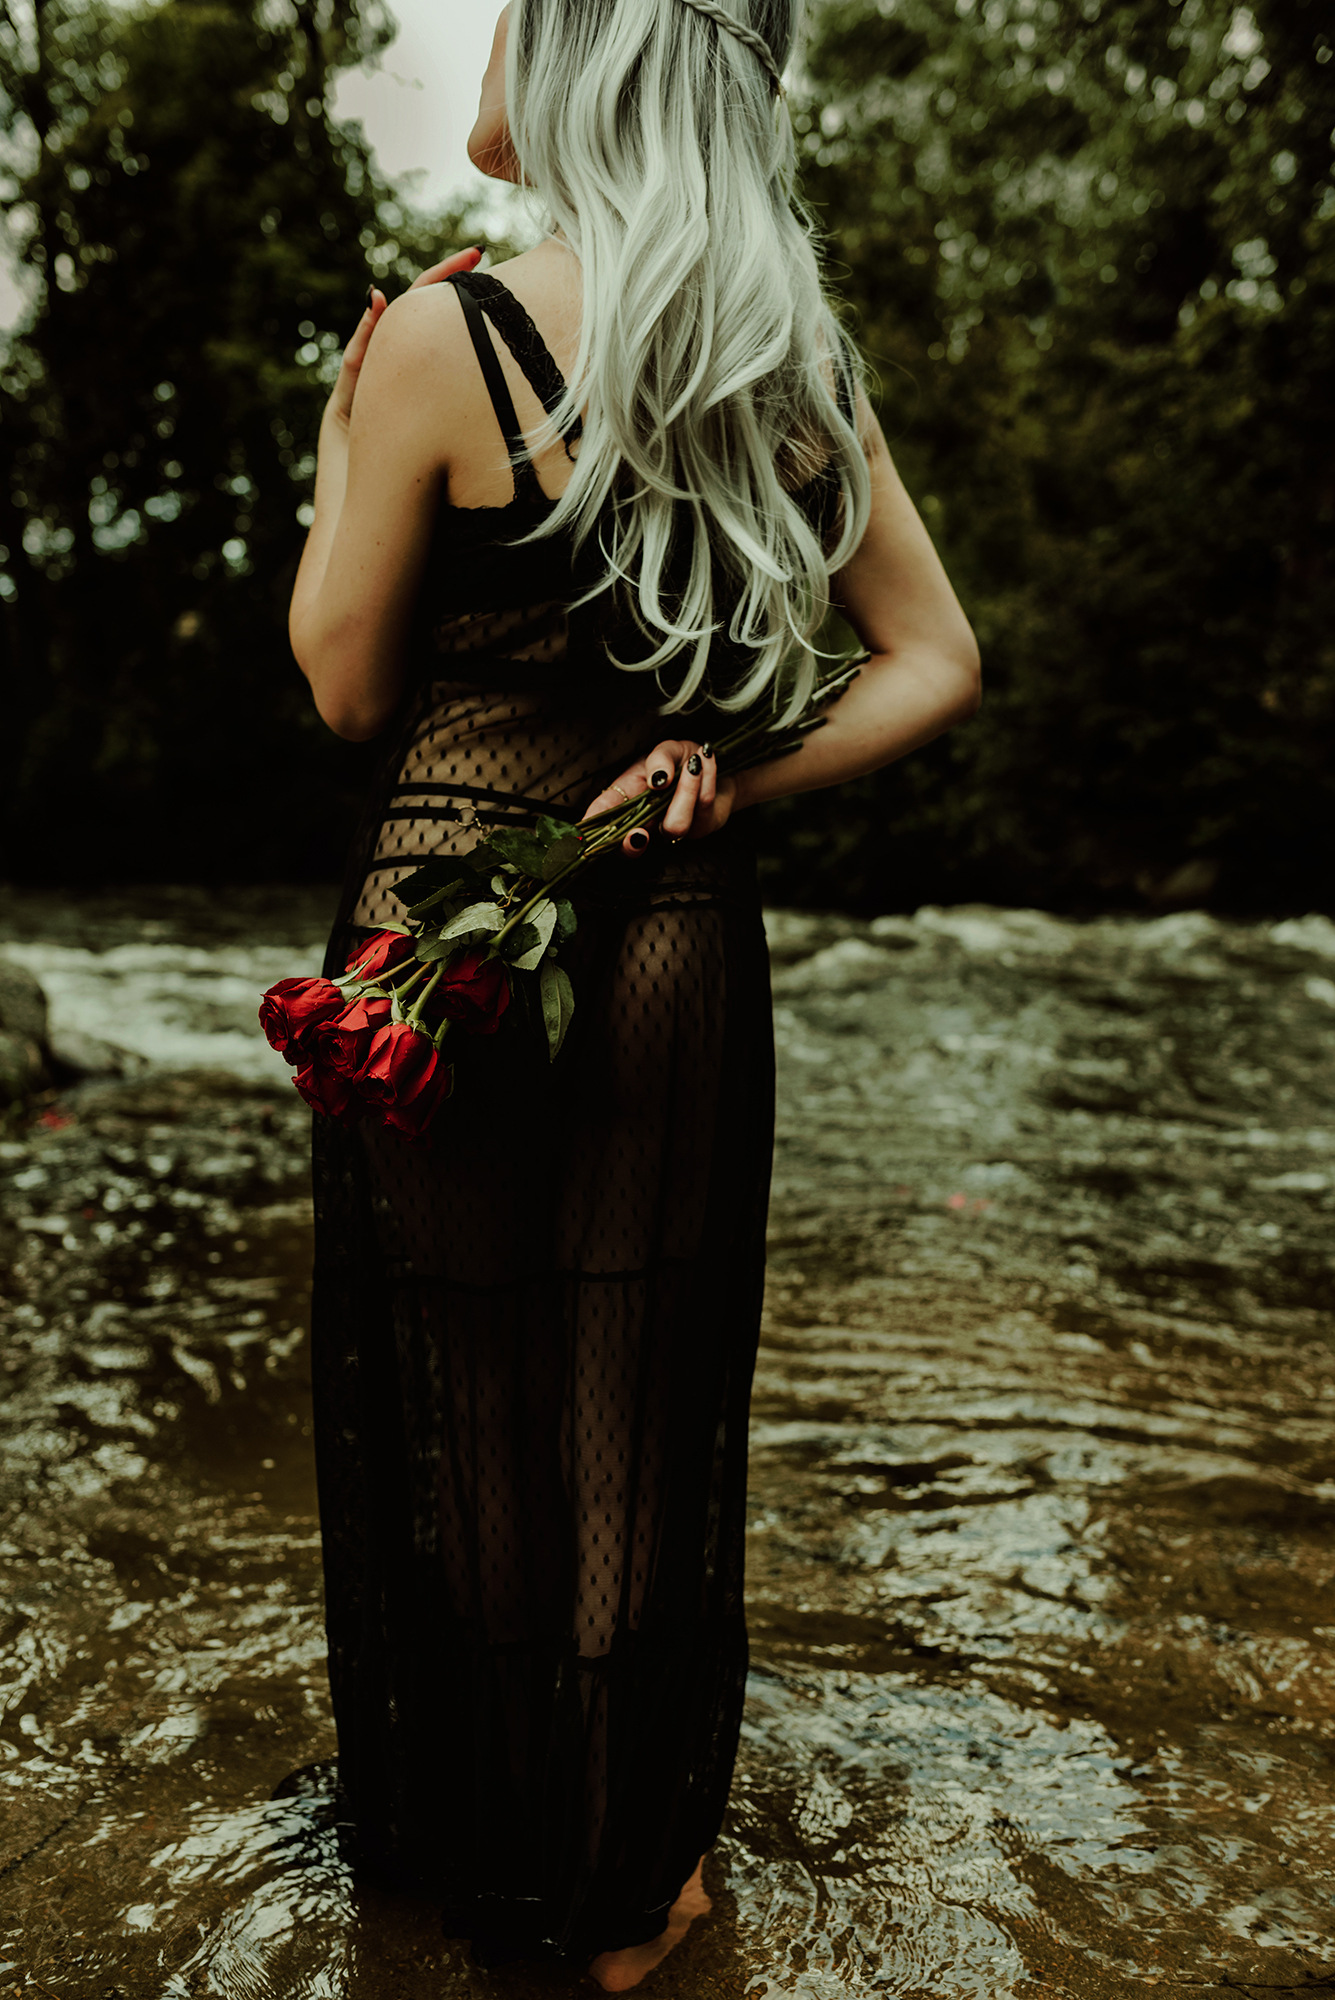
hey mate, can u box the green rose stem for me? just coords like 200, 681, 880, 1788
338, 954, 431, 996
381, 962, 434, 1009
404, 964, 445, 1028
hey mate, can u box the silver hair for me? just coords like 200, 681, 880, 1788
675, 0, 786, 95
505, 0, 873, 722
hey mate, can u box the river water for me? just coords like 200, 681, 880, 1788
2, 887, 1333, 1998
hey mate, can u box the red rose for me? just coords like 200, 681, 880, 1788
436, 947, 511, 1036
259, 977, 346, 1065
345, 930, 416, 982
380, 1059, 454, 1140
317, 992, 393, 1079
355, 1020, 439, 1108
354, 1021, 453, 1139
292, 1059, 365, 1125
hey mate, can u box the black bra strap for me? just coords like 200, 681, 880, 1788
448, 272, 541, 501
461, 272, 583, 454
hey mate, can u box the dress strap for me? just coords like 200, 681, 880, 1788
448, 272, 541, 503
450, 270, 583, 455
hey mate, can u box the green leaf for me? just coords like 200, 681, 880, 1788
436, 901, 504, 942
413, 904, 503, 958
534, 813, 576, 844
394, 856, 487, 909
471, 841, 521, 878
497, 919, 541, 964
413, 929, 480, 961
406, 894, 467, 927
541, 832, 583, 880
487, 826, 552, 877
508, 898, 558, 971
553, 898, 577, 941
539, 957, 576, 1061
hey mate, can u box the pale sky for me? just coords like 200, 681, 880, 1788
331, 0, 510, 215
0, 0, 516, 330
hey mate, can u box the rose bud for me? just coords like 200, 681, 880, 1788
345, 930, 416, 982
355, 1021, 442, 1114
259, 977, 346, 1066
380, 1058, 454, 1141
318, 992, 394, 1079
292, 1059, 365, 1125
437, 947, 511, 1036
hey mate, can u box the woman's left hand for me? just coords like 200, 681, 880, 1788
582, 740, 738, 857
324, 246, 484, 432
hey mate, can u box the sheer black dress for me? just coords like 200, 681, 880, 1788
309, 269, 845, 1965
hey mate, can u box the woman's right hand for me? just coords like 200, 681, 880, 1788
582, 740, 737, 857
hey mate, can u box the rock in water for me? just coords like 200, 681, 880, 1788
0, 961, 49, 1103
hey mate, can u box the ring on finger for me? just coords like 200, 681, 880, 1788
611, 782, 632, 805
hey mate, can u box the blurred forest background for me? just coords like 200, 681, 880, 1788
0, 0, 1331, 910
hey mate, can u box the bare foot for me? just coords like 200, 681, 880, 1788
586, 1858, 712, 1993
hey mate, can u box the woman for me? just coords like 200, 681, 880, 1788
288, 0, 978, 1987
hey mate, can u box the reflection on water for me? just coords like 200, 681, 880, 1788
1, 891, 1333, 1996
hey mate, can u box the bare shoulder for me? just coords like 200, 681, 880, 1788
346, 282, 484, 476
361, 281, 474, 374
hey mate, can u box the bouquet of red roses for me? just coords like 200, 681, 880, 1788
260, 657, 864, 1141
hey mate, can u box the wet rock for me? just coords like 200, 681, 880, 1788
0, 960, 50, 1104
0, 1029, 45, 1104
47, 1023, 149, 1080
0, 956, 48, 1043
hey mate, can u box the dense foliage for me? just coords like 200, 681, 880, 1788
762, 0, 1334, 910
1, 0, 1331, 909
0, 0, 473, 878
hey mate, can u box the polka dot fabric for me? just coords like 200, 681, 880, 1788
308, 273, 794, 1968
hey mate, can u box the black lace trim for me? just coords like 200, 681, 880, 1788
460, 272, 583, 460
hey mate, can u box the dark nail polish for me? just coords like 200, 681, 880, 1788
686, 753, 702, 776
628, 829, 650, 851
650, 770, 670, 789
366, 285, 375, 309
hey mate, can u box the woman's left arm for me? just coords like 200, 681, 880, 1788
289, 251, 481, 742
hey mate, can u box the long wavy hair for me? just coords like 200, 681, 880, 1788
504, 0, 873, 720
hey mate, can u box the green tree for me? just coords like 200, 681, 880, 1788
759, 0, 1334, 911
0, 0, 479, 879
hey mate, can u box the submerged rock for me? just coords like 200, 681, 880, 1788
0, 959, 49, 1103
